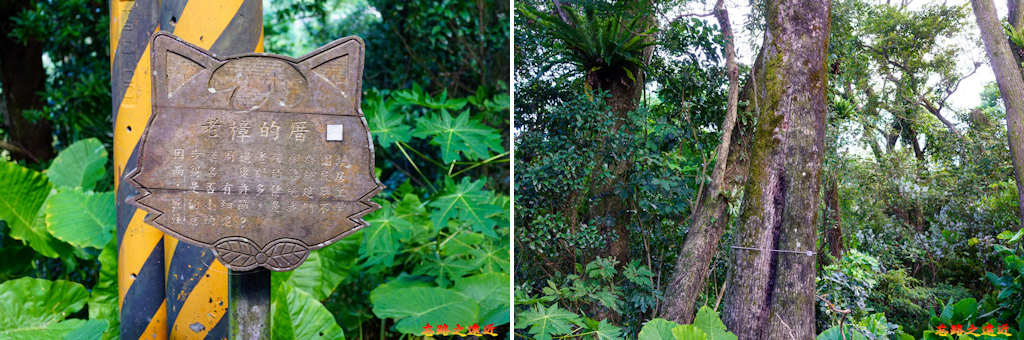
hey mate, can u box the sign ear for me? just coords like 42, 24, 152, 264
297, 36, 365, 109
151, 31, 220, 101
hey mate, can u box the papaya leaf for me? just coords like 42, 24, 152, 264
45, 188, 114, 249
372, 287, 479, 334
412, 254, 476, 287
469, 239, 510, 273
360, 201, 412, 267
46, 138, 106, 190
594, 319, 622, 340
515, 304, 579, 340
428, 177, 503, 237
0, 277, 90, 339
412, 109, 504, 163
0, 161, 73, 258
364, 96, 412, 148
271, 282, 345, 339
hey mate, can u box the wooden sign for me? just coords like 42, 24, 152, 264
126, 32, 384, 271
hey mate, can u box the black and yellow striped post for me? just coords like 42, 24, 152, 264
112, 1, 263, 339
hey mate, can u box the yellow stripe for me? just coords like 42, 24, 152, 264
170, 259, 229, 339
113, 46, 153, 187
140, 300, 169, 340
118, 210, 163, 308
174, 0, 247, 49
255, 30, 265, 53
109, 0, 136, 65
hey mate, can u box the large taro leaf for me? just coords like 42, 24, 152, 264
271, 282, 345, 339
515, 304, 579, 340
45, 189, 115, 249
453, 273, 510, 326
368, 273, 435, 304
360, 201, 412, 267
672, 325, 709, 340
412, 109, 503, 164
89, 238, 120, 340
692, 306, 737, 340
0, 161, 73, 258
428, 177, 503, 237
45, 138, 106, 190
638, 318, 681, 340
281, 232, 359, 301
0, 277, 90, 339
62, 319, 109, 340
372, 287, 479, 335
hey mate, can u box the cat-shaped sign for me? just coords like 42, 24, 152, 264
126, 31, 384, 271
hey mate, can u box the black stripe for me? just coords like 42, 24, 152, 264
116, 141, 142, 248
203, 308, 229, 340
120, 238, 166, 340
159, 0, 189, 34
165, 242, 215, 327
111, 0, 160, 122
209, 0, 263, 56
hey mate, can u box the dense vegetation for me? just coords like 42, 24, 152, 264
515, 0, 1024, 339
0, 0, 509, 339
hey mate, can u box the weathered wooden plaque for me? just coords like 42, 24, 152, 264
126, 32, 384, 271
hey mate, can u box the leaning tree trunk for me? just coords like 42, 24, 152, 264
719, 0, 830, 336
660, 0, 751, 322
973, 0, 1024, 222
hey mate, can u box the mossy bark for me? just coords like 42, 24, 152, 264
973, 0, 1024, 222
719, 0, 830, 336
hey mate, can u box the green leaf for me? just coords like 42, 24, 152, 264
46, 138, 106, 190
468, 238, 510, 273
454, 273, 510, 326
639, 319, 681, 340
364, 96, 412, 147
369, 274, 435, 304
440, 231, 484, 256
360, 201, 412, 267
692, 306, 737, 340
594, 319, 622, 340
285, 232, 360, 301
412, 109, 504, 163
672, 325, 709, 340
816, 326, 868, 340
413, 254, 475, 287
372, 287, 479, 334
0, 161, 72, 258
45, 189, 114, 249
515, 304, 579, 340
62, 319, 109, 340
88, 238, 119, 333
428, 177, 503, 237
271, 282, 345, 340
0, 277, 90, 339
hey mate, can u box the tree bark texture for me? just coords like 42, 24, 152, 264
973, 0, 1024, 222
0, 1, 54, 164
660, 0, 752, 322
720, 0, 830, 336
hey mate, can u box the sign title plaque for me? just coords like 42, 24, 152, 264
126, 32, 384, 271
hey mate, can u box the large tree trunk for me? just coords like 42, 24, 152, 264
0, 1, 54, 164
660, 0, 751, 321
719, 0, 830, 336
974, 0, 1024, 222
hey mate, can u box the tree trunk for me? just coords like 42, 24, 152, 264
825, 177, 843, 259
719, 0, 830, 336
974, 0, 1024, 222
0, 1, 54, 164
660, 0, 751, 322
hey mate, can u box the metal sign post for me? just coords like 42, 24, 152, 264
125, 32, 383, 338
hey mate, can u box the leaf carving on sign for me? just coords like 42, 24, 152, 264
214, 237, 310, 271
